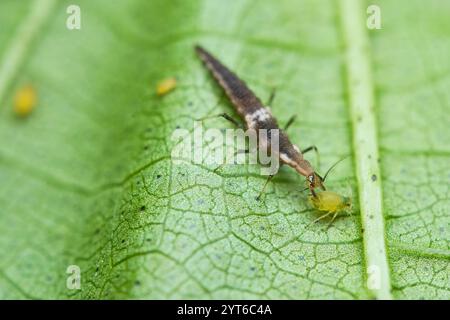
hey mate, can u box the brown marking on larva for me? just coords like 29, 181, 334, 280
195, 45, 325, 193
195, 45, 262, 117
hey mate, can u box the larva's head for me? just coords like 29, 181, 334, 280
306, 155, 351, 194
306, 172, 325, 192
295, 159, 325, 193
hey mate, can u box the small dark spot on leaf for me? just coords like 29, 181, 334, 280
371, 174, 377, 182
96, 267, 99, 272
156, 174, 162, 179
250, 267, 255, 272
135, 280, 141, 286
175, 125, 180, 129
121, 239, 126, 243
187, 101, 193, 106
369, 215, 374, 219
140, 205, 146, 211
368, 154, 372, 159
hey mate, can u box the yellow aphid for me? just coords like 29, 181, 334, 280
156, 77, 177, 96
14, 84, 36, 117
308, 191, 352, 226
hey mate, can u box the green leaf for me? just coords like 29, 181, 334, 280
0, 0, 448, 299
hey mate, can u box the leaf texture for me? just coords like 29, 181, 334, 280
0, 0, 448, 299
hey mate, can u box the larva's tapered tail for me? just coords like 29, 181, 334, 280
195, 45, 263, 114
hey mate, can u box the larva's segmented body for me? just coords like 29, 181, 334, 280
195, 45, 325, 195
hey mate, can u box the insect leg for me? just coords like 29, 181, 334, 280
266, 87, 276, 107
213, 149, 249, 173
283, 115, 297, 131
197, 113, 243, 128
219, 113, 242, 128
301, 145, 318, 154
306, 211, 332, 228
326, 211, 340, 229
256, 174, 274, 201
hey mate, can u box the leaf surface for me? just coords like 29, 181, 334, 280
0, 0, 448, 299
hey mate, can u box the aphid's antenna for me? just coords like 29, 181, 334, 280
321, 155, 350, 182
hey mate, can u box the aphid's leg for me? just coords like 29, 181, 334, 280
284, 115, 297, 131
256, 174, 274, 201
307, 211, 331, 228
326, 211, 340, 229
266, 88, 277, 107
197, 113, 243, 129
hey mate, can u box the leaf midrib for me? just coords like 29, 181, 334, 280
0, 0, 399, 300
338, 0, 392, 299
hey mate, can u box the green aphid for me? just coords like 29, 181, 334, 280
308, 191, 352, 227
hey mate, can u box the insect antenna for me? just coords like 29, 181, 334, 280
299, 155, 350, 193
321, 155, 350, 182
